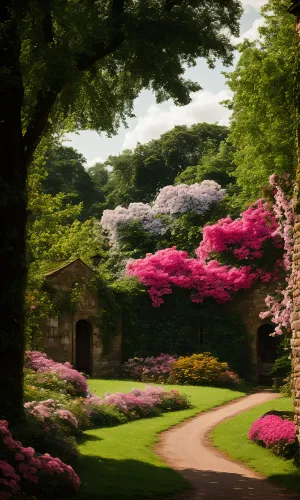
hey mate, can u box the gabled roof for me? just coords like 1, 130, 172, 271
44, 258, 94, 277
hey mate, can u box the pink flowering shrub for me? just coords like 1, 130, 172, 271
126, 247, 260, 307
197, 200, 279, 262
248, 414, 297, 457
24, 399, 78, 431
84, 385, 191, 425
25, 351, 88, 397
0, 420, 80, 499
259, 175, 294, 336
126, 197, 282, 307
123, 354, 177, 382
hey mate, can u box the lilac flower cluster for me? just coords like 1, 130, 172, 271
153, 181, 226, 215
123, 354, 177, 382
0, 420, 80, 500
249, 414, 296, 457
100, 181, 225, 245
25, 351, 88, 397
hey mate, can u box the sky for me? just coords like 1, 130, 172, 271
64, 0, 264, 167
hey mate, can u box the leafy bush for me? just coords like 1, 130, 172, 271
169, 353, 241, 387
25, 351, 88, 397
248, 414, 297, 458
0, 420, 80, 499
123, 354, 176, 383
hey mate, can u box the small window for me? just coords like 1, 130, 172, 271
197, 327, 207, 347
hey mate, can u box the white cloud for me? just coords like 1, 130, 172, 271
233, 18, 264, 44
122, 90, 232, 150
241, 0, 266, 11
87, 156, 104, 168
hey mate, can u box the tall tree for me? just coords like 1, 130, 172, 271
105, 123, 229, 205
43, 146, 103, 220
225, 0, 297, 202
0, 0, 242, 420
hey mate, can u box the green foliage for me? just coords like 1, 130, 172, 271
225, 0, 298, 202
43, 146, 105, 220
103, 123, 229, 206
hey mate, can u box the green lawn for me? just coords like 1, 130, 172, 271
75, 379, 246, 499
212, 397, 300, 492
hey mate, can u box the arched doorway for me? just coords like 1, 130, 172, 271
76, 320, 92, 375
257, 324, 280, 384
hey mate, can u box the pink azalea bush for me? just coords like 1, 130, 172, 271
123, 354, 177, 382
25, 351, 88, 397
126, 198, 281, 307
248, 414, 296, 457
0, 420, 80, 500
84, 385, 190, 423
24, 399, 78, 431
197, 200, 279, 262
126, 247, 262, 307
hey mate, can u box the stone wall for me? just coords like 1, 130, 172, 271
228, 284, 276, 383
292, 218, 300, 440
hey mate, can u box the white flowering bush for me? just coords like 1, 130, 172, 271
100, 181, 226, 245
153, 181, 226, 215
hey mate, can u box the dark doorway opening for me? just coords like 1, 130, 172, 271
257, 324, 279, 363
257, 324, 280, 384
76, 320, 92, 375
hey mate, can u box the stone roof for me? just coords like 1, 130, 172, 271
44, 258, 94, 277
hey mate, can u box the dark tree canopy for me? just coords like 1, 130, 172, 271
43, 146, 105, 220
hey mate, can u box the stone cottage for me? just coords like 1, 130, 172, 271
37, 258, 278, 383
38, 258, 122, 377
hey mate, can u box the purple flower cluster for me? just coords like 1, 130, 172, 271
0, 420, 80, 500
25, 351, 88, 397
249, 414, 296, 456
85, 385, 190, 419
123, 354, 176, 383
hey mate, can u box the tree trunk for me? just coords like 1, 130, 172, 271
0, 1, 27, 422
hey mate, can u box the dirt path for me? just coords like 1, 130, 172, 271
156, 392, 300, 499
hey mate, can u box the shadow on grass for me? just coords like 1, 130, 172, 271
70, 461, 300, 500
167, 469, 300, 500
72, 455, 189, 500
76, 433, 103, 445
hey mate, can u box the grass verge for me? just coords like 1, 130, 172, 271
211, 396, 300, 492
75, 379, 246, 499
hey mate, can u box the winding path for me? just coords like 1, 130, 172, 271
156, 392, 300, 499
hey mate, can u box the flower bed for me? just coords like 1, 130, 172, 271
123, 352, 241, 387
5, 351, 192, 498
248, 414, 297, 458
123, 354, 177, 383
84, 385, 191, 425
